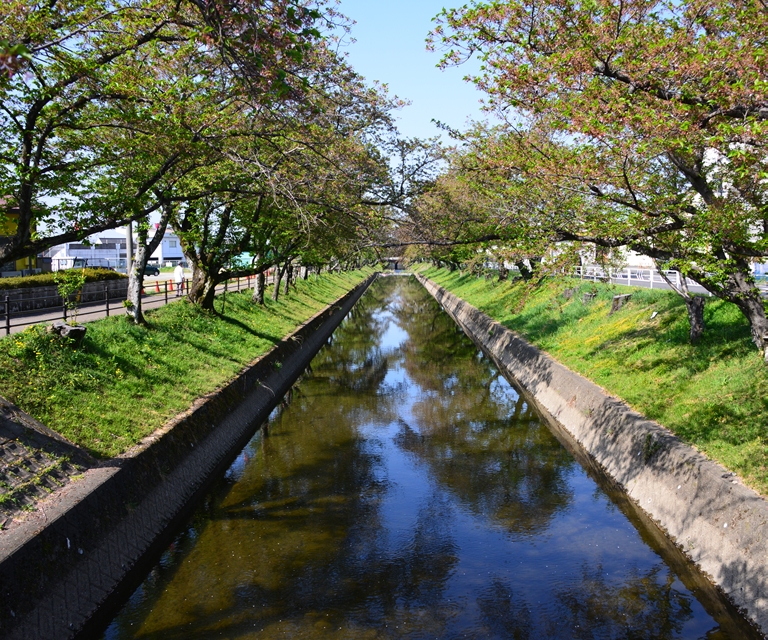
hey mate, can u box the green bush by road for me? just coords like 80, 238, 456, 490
418, 266, 768, 496
0, 269, 373, 459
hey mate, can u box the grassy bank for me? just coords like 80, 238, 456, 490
417, 266, 768, 495
0, 269, 373, 459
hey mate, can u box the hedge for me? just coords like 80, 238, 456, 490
0, 268, 127, 290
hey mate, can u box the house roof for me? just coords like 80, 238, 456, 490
0, 197, 19, 214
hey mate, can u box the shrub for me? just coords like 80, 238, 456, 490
53, 269, 87, 324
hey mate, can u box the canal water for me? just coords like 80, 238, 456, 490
103, 276, 758, 639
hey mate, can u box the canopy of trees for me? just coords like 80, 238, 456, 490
5, 0, 765, 354
0, 0, 440, 319
400, 0, 768, 353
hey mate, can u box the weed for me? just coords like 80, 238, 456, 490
643, 433, 662, 462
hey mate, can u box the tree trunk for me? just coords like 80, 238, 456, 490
200, 280, 218, 310
252, 271, 265, 305
689, 260, 768, 355
515, 261, 534, 281
187, 266, 205, 304
284, 263, 292, 294
187, 265, 218, 310
125, 232, 147, 324
272, 269, 281, 302
657, 264, 706, 344
125, 268, 145, 323
125, 260, 145, 324
732, 294, 768, 353
126, 223, 167, 324
272, 263, 288, 302
498, 264, 509, 282
126, 208, 171, 323
685, 296, 706, 344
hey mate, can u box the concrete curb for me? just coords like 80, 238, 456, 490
416, 274, 768, 635
0, 273, 377, 640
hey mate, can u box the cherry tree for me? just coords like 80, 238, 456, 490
428, 0, 768, 354
0, 0, 337, 266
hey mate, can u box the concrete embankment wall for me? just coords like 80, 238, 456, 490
0, 273, 377, 640
416, 274, 768, 635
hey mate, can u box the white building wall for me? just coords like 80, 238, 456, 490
47, 232, 127, 270
148, 227, 184, 265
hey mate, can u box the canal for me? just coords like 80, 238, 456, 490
103, 276, 758, 639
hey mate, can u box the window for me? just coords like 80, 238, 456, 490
169, 240, 177, 248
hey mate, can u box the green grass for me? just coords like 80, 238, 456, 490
417, 266, 768, 496
0, 270, 373, 459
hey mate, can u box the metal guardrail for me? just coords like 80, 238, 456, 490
1, 275, 258, 336
573, 266, 768, 297
573, 266, 698, 289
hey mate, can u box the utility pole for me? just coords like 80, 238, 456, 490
126, 222, 133, 276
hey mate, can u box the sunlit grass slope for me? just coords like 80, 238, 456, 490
0, 270, 373, 459
417, 266, 768, 495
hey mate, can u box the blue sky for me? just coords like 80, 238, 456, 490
337, 0, 490, 141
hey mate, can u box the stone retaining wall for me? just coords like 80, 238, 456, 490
0, 279, 128, 314
416, 274, 768, 635
0, 273, 376, 639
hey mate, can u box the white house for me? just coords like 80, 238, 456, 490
148, 226, 185, 266
45, 226, 186, 271
46, 231, 127, 271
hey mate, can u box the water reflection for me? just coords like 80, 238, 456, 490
392, 295, 575, 537
103, 276, 756, 639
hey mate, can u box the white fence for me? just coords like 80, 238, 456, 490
572, 265, 768, 298
572, 265, 712, 292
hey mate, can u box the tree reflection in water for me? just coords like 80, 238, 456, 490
102, 277, 754, 640
389, 280, 575, 537
551, 564, 694, 639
